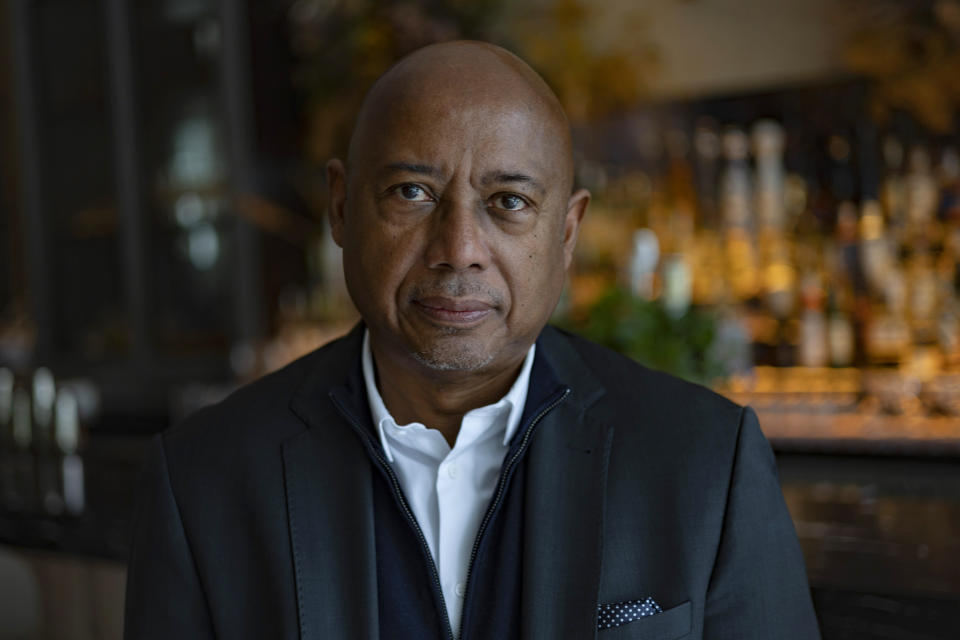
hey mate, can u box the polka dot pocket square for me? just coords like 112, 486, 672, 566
597, 597, 663, 630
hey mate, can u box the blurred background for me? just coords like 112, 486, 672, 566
1, 0, 960, 638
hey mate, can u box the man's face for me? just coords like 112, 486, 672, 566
329, 81, 587, 376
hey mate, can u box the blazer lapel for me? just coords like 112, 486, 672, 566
284, 327, 379, 640
522, 328, 614, 640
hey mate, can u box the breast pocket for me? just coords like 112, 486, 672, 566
597, 601, 691, 640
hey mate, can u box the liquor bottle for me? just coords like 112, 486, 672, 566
628, 228, 659, 301
752, 119, 795, 364
752, 119, 787, 233
881, 136, 908, 244
766, 259, 797, 367
691, 230, 726, 307
32, 368, 63, 515
904, 145, 942, 376
902, 246, 945, 384
798, 273, 829, 368
859, 200, 892, 297
858, 198, 907, 365
865, 266, 911, 365
55, 388, 85, 516
690, 119, 724, 307
720, 127, 760, 302
907, 250, 941, 345
834, 200, 869, 364
788, 154, 823, 347
827, 287, 855, 368
664, 126, 696, 249
31, 368, 55, 450
693, 117, 721, 231
720, 127, 754, 232
662, 253, 693, 319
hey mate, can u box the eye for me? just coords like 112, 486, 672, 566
395, 184, 431, 202
492, 193, 528, 212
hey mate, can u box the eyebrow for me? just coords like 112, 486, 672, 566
383, 162, 442, 177
481, 171, 546, 196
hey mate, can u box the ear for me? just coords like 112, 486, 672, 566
326, 158, 348, 247
562, 188, 590, 270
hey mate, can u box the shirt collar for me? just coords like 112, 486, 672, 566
361, 329, 536, 462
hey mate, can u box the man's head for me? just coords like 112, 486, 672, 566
328, 41, 589, 378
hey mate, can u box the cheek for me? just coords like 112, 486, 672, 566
505, 232, 566, 321
352, 224, 422, 304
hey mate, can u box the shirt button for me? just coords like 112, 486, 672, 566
447, 462, 458, 479
455, 582, 466, 598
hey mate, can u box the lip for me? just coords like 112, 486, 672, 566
413, 297, 495, 325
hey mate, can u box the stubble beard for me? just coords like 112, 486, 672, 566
410, 326, 497, 371
406, 279, 503, 372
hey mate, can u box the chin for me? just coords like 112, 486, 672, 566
410, 342, 497, 372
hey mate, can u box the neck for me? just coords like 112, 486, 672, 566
370, 342, 528, 447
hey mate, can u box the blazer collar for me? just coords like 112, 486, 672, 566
286, 322, 608, 426
536, 326, 607, 422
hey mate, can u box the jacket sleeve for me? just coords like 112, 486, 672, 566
124, 434, 216, 639
704, 406, 821, 639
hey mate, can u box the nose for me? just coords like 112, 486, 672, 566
424, 199, 490, 271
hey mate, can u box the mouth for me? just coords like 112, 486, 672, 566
412, 296, 495, 325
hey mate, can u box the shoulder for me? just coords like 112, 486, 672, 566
160, 328, 361, 468
543, 325, 743, 429
548, 327, 771, 510
541, 325, 754, 485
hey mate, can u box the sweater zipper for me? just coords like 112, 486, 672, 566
329, 392, 457, 640
331, 385, 570, 640
457, 387, 570, 640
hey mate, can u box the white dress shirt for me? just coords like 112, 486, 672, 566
362, 331, 535, 637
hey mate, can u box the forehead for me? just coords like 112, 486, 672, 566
349, 56, 571, 189
393, 101, 554, 167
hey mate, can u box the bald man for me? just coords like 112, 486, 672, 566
124, 42, 820, 640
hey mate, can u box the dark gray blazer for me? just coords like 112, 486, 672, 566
124, 325, 820, 639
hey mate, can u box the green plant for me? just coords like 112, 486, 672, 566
559, 286, 726, 385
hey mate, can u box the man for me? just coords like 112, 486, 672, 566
124, 41, 820, 639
